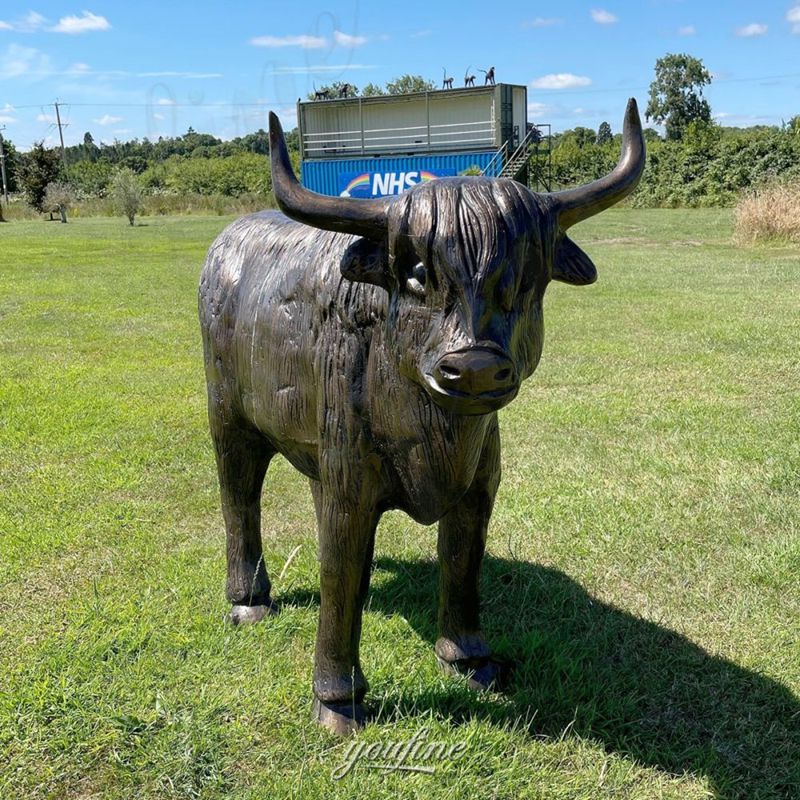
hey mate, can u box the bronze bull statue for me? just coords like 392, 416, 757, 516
199, 100, 645, 734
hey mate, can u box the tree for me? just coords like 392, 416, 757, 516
596, 121, 613, 145
111, 168, 144, 226
384, 74, 435, 95
361, 82, 384, 97
283, 127, 300, 154
237, 128, 270, 155
0, 134, 20, 194
18, 142, 63, 213
82, 131, 98, 162
44, 181, 75, 223
646, 53, 712, 141
573, 126, 597, 148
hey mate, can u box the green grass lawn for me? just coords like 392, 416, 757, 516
1, 210, 798, 799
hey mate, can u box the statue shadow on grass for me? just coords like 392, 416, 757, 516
278, 556, 798, 799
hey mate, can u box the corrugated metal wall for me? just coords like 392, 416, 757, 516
512, 86, 527, 143
299, 87, 507, 159
301, 151, 497, 197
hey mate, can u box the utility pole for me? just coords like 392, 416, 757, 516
54, 101, 68, 173
0, 125, 8, 206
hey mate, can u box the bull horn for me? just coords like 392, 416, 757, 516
549, 98, 646, 230
268, 111, 392, 239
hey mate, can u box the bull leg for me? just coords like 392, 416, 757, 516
210, 412, 278, 625
436, 419, 507, 690
310, 480, 378, 734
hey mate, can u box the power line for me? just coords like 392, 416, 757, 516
3, 69, 800, 109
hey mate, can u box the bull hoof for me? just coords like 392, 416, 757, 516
312, 697, 366, 735
226, 600, 279, 625
437, 655, 513, 692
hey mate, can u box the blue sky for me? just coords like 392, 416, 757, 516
1, 0, 799, 149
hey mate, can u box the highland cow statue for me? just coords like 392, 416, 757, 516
199, 100, 645, 734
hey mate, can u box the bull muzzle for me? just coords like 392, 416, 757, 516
425, 346, 519, 415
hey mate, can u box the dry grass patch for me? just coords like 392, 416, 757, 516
734, 181, 800, 244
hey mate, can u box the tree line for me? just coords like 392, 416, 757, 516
547, 54, 800, 206
1, 125, 295, 223
2, 56, 798, 220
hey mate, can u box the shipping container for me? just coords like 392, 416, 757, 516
298, 83, 527, 160
298, 82, 530, 197
301, 151, 497, 198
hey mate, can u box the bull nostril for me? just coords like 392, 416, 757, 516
495, 368, 511, 382
439, 364, 461, 380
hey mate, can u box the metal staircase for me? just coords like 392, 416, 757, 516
481, 124, 544, 183
500, 127, 539, 179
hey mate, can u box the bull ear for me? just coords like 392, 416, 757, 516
340, 237, 390, 291
552, 236, 597, 286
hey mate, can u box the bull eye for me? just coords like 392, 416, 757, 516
406, 262, 427, 298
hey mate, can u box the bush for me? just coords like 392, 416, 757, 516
43, 181, 75, 223
553, 122, 800, 208
110, 168, 144, 226
68, 160, 113, 198
734, 182, 800, 244
162, 152, 271, 197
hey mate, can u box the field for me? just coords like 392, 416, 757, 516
0, 210, 798, 799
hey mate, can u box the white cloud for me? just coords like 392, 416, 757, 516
527, 102, 552, 116
713, 111, 774, 125
250, 34, 326, 48
678, 25, 696, 36
0, 43, 53, 79
736, 22, 768, 37
334, 30, 366, 47
153, 113, 165, 120
591, 9, 617, 24
0, 11, 47, 32
68, 62, 91, 73
93, 114, 123, 125
522, 17, 562, 28
21, 10, 46, 30
36, 112, 56, 123
156, 98, 176, 106
531, 73, 592, 89
787, 6, 800, 33
113, 128, 131, 135
410, 29, 431, 38
50, 11, 110, 34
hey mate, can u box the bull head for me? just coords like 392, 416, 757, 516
268, 102, 645, 414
